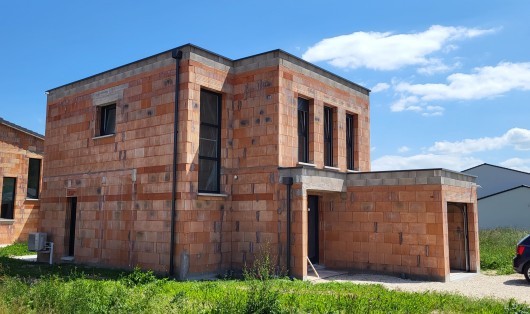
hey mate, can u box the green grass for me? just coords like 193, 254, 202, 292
0, 257, 127, 280
1, 230, 530, 313
480, 228, 530, 274
0, 260, 528, 313
0, 242, 32, 257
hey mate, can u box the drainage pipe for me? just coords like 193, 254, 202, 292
169, 49, 183, 277
281, 176, 294, 277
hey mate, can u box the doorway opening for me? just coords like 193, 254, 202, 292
447, 202, 470, 272
65, 197, 77, 257
307, 195, 319, 264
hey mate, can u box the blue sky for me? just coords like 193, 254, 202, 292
1, 1, 529, 171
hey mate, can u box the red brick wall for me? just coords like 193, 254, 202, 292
278, 67, 370, 171
310, 183, 478, 281
40, 47, 371, 278
42, 57, 179, 270
0, 124, 43, 245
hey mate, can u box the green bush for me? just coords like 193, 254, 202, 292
244, 280, 281, 314
120, 266, 157, 287
480, 228, 530, 274
243, 243, 284, 281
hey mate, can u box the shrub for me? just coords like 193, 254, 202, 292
120, 266, 157, 287
243, 242, 284, 281
244, 280, 281, 314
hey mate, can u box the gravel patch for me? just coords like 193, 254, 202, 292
311, 272, 530, 305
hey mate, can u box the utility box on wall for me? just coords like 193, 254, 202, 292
28, 232, 47, 251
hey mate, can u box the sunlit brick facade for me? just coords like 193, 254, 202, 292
39, 44, 478, 281
0, 118, 43, 245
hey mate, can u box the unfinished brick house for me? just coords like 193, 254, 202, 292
39, 44, 479, 281
0, 118, 43, 245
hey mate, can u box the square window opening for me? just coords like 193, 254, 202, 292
97, 104, 116, 136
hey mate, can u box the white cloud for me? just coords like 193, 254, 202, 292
500, 158, 530, 173
372, 128, 530, 172
372, 154, 482, 171
393, 62, 530, 112
372, 82, 390, 93
390, 95, 419, 112
421, 105, 444, 117
397, 146, 410, 153
417, 59, 461, 75
428, 128, 530, 154
302, 25, 494, 71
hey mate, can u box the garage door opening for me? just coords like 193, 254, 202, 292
447, 202, 470, 272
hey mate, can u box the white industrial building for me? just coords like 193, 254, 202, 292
463, 164, 530, 229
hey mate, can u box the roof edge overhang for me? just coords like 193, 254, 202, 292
0, 117, 44, 140
46, 43, 370, 96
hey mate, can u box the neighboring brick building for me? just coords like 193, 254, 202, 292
40, 44, 478, 281
0, 118, 44, 245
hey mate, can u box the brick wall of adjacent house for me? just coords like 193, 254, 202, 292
40, 46, 370, 277
0, 123, 43, 245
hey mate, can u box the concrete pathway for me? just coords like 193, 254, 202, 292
308, 269, 530, 305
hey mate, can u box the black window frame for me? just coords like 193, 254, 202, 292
346, 113, 355, 170
198, 89, 222, 193
324, 106, 334, 167
1, 177, 16, 220
298, 98, 309, 163
27, 158, 41, 199
98, 103, 116, 136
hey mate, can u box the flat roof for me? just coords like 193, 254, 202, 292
46, 43, 370, 95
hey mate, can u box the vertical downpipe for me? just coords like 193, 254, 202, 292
169, 49, 182, 277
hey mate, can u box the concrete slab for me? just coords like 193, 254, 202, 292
450, 271, 478, 281
11, 254, 37, 262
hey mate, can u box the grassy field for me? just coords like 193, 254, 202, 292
480, 228, 530, 274
1, 231, 529, 313
0, 242, 31, 257
0, 266, 528, 313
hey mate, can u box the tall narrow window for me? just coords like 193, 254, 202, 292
346, 113, 355, 170
324, 106, 333, 167
298, 98, 309, 163
199, 90, 221, 193
1, 177, 16, 219
99, 104, 116, 136
27, 158, 41, 199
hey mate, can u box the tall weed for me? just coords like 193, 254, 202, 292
480, 228, 530, 274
